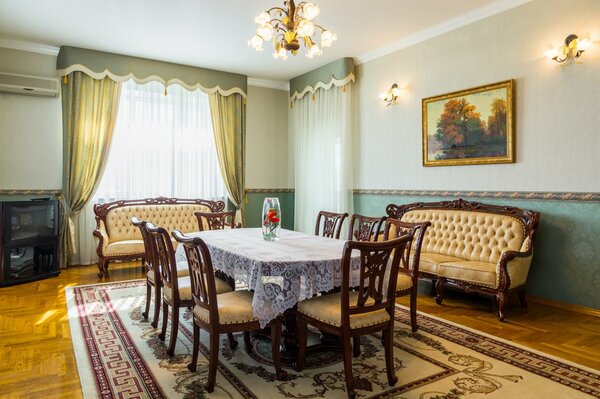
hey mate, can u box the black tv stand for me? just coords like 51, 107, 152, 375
0, 199, 60, 287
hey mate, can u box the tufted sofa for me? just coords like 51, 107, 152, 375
386, 199, 540, 321
93, 197, 224, 277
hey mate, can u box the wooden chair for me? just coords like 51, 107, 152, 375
146, 222, 233, 356
172, 230, 286, 392
195, 210, 240, 231
348, 214, 386, 242
131, 217, 190, 328
296, 236, 412, 399
383, 218, 431, 333
315, 210, 349, 239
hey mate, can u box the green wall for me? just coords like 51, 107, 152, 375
354, 194, 600, 310
245, 191, 295, 230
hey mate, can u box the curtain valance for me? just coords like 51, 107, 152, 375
289, 57, 355, 101
57, 46, 247, 97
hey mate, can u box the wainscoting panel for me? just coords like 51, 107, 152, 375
354, 192, 600, 310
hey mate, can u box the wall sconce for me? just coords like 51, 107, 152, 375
379, 83, 403, 106
545, 34, 591, 63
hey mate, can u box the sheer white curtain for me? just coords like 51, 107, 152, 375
291, 84, 354, 235
95, 80, 226, 200
72, 80, 226, 265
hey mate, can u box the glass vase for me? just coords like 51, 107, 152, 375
262, 197, 281, 241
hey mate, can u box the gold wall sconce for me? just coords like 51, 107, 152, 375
545, 34, 591, 63
379, 83, 403, 106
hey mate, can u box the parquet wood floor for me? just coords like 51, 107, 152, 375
0, 263, 598, 398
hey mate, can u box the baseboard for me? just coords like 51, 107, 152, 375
529, 296, 600, 318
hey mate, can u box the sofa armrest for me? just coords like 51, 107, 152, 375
93, 219, 110, 257
497, 237, 533, 289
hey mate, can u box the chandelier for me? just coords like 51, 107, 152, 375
248, 0, 337, 60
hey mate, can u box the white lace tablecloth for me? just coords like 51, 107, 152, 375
175, 228, 360, 328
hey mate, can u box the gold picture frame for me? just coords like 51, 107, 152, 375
422, 80, 515, 167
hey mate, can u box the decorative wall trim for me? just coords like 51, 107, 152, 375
353, 189, 600, 203
356, 0, 533, 65
0, 37, 60, 56
246, 188, 294, 194
0, 189, 61, 196
247, 78, 289, 91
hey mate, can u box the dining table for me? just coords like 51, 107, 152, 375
174, 227, 360, 359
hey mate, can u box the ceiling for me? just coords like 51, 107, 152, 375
0, 0, 528, 83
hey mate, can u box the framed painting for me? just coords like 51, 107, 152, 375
422, 80, 515, 167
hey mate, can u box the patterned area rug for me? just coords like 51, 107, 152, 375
66, 280, 600, 399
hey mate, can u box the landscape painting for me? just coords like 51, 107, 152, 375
422, 80, 514, 166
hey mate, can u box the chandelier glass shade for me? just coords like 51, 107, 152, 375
248, 0, 337, 60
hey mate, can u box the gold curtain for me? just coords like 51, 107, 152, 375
60, 71, 121, 267
208, 92, 246, 224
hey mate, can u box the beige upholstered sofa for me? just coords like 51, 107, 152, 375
93, 197, 224, 277
386, 199, 540, 321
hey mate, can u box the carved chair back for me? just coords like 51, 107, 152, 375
315, 210, 349, 239
172, 230, 219, 325
384, 218, 431, 279
131, 217, 158, 275
195, 211, 237, 231
340, 236, 410, 323
146, 222, 180, 302
348, 214, 386, 242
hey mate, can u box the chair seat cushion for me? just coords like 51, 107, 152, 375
193, 290, 258, 325
396, 273, 414, 292
437, 260, 497, 287
164, 275, 233, 301
147, 261, 189, 282
418, 252, 465, 274
105, 239, 145, 256
298, 291, 391, 329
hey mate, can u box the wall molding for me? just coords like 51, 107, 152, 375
0, 189, 60, 196
0, 37, 60, 56
356, 0, 532, 65
247, 78, 289, 91
246, 188, 294, 194
353, 189, 600, 203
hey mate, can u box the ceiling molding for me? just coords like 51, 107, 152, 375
0, 37, 59, 56
356, 0, 533, 65
247, 77, 289, 91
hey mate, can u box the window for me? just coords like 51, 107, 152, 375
95, 80, 226, 201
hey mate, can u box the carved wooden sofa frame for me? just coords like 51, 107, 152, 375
386, 199, 540, 321
93, 197, 224, 277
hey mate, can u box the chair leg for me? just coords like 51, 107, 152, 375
383, 326, 398, 386
243, 331, 252, 354
496, 291, 507, 322
142, 282, 151, 320
97, 260, 105, 278
227, 333, 238, 349
188, 323, 200, 372
151, 284, 161, 329
434, 278, 446, 305
518, 289, 528, 308
158, 300, 168, 341
296, 316, 307, 372
410, 287, 418, 333
205, 330, 220, 393
352, 336, 361, 358
270, 321, 287, 380
167, 305, 180, 356
341, 332, 355, 399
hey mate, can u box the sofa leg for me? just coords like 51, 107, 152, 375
496, 291, 507, 321
97, 259, 109, 278
518, 289, 528, 308
434, 278, 446, 305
